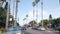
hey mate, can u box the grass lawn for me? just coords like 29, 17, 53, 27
0, 31, 3, 34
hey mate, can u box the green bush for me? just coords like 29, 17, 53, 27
0, 31, 3, 34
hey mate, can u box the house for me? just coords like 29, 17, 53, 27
29, 20, 37, 27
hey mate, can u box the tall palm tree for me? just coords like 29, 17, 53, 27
49, 14, 52, 28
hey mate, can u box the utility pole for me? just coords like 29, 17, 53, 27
5, 0, 10, 31
41, 0, 43, 27
14, 0, 19, 27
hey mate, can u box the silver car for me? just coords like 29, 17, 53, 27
5, 26, 22, 34
37, 27, 46, 31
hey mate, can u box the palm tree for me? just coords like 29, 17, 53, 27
49, 14, 52, 23
49, 14, 52, 28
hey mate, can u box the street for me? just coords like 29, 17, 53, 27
22, 27, 59, 34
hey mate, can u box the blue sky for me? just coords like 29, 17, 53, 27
10, 0, 60, 26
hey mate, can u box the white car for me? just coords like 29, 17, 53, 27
5, 26, 22, 34
38, 27, 46, 31
40, 27, 46, 31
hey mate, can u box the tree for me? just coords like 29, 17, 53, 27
4, 2, 8, 10
0, 7, 6, 28
43, 19, 48, 26
3, 0, 6, 2
0, 0, 7, 28
51, 18, 60, 29
56, 17, 60, 23
40, 19, 48, 26
49, 14, 52, 24
38, 19, 49, 29
29, 20, 37, 27
0, 0, 6, 6
48, 14, 53, 28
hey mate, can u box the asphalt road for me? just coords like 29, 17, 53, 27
22, 27, 59, 34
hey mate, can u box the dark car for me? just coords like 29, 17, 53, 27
21, 26, 26, 30
31, 26, 39, 30
55, 24, 60, 34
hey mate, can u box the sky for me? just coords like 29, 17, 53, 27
10, 0, 60, 26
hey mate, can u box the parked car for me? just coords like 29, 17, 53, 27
37, 27, 46, 31
21, 26, 26, 30
5, 26, 22, 34
31, 26, 39, 30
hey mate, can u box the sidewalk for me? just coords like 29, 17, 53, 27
46, 28, 59, 33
